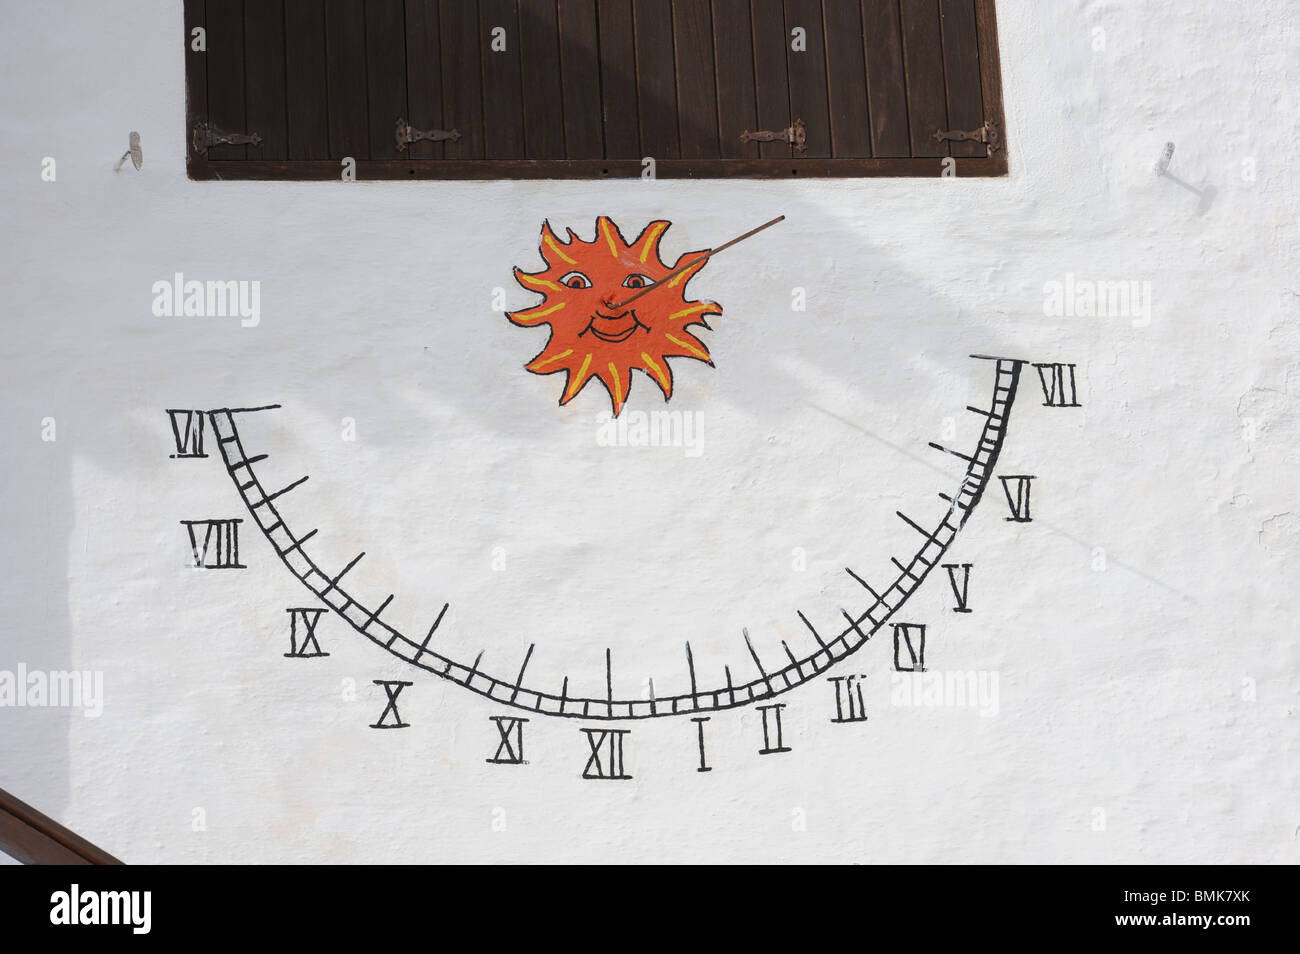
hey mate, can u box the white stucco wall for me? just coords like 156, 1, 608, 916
1, 1, 1296, 863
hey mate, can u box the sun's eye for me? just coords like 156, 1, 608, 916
558, 271, 593, 289
622, 274, 655, 289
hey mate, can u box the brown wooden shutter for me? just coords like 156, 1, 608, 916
185, 0, 1006, 179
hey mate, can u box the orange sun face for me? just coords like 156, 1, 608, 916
506, 217, 722, 416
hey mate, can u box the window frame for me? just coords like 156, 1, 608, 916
184, 0, 1008, 181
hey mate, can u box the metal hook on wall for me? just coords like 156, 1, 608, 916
1154, 141, 1174, 176
1154, 140, 1216, 215
113, 132, 142, 172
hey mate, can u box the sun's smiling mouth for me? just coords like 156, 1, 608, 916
582, 311, 648, 343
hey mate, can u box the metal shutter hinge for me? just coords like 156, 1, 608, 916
740, 118, 807, 152
193, 122, 263, 155
933, 121, 1000, 153
395, 119, 462, 150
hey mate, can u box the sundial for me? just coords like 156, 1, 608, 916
166, 215, 1079, 780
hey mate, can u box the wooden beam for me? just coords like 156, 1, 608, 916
0, 787, 122, 865
189, 155, 1008, 180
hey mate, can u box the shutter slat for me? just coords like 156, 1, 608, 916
184, 0, 209, 163
673, 0, 720, 160
940, 0, 986, 158
750, 0, 793, 160
784, 0, 832, 159
519, 0, 566, 159
324, 0, 369, 159
597, 0, 640, 159
439, 0, 485, 158
284, 0, 329, 160
862, 0, 910, 157
405, 0, 445, 160
899, 0, 948, 157
557, 0, 604, 159
366, 0, 407, 160
712, 0, 759, 160
245, 0, 287, 160
481, 0, 526, 160
824, 1, 873, 157
204, 0, 247, 160
633, 0, 679, 160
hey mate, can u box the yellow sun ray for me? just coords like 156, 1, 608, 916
543, 232, 576, 265
605, 362, 628, 414
527, 348, 573, 370
637, 221, 668, 264
510, 301, 566, 325
667, 302, 719, 321
562, 352, 594, 402
667, 253, 709, 289
516, 269, 562, 293
598, 217, 619, 258
665, 332, 710, 362
640, 352, 671, 394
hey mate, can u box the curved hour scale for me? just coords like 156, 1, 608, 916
208, 355, 1023, 720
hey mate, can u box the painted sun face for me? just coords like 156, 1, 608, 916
506, 217, 722, 416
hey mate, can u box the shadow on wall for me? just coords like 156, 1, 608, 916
1, 403, 74, 818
